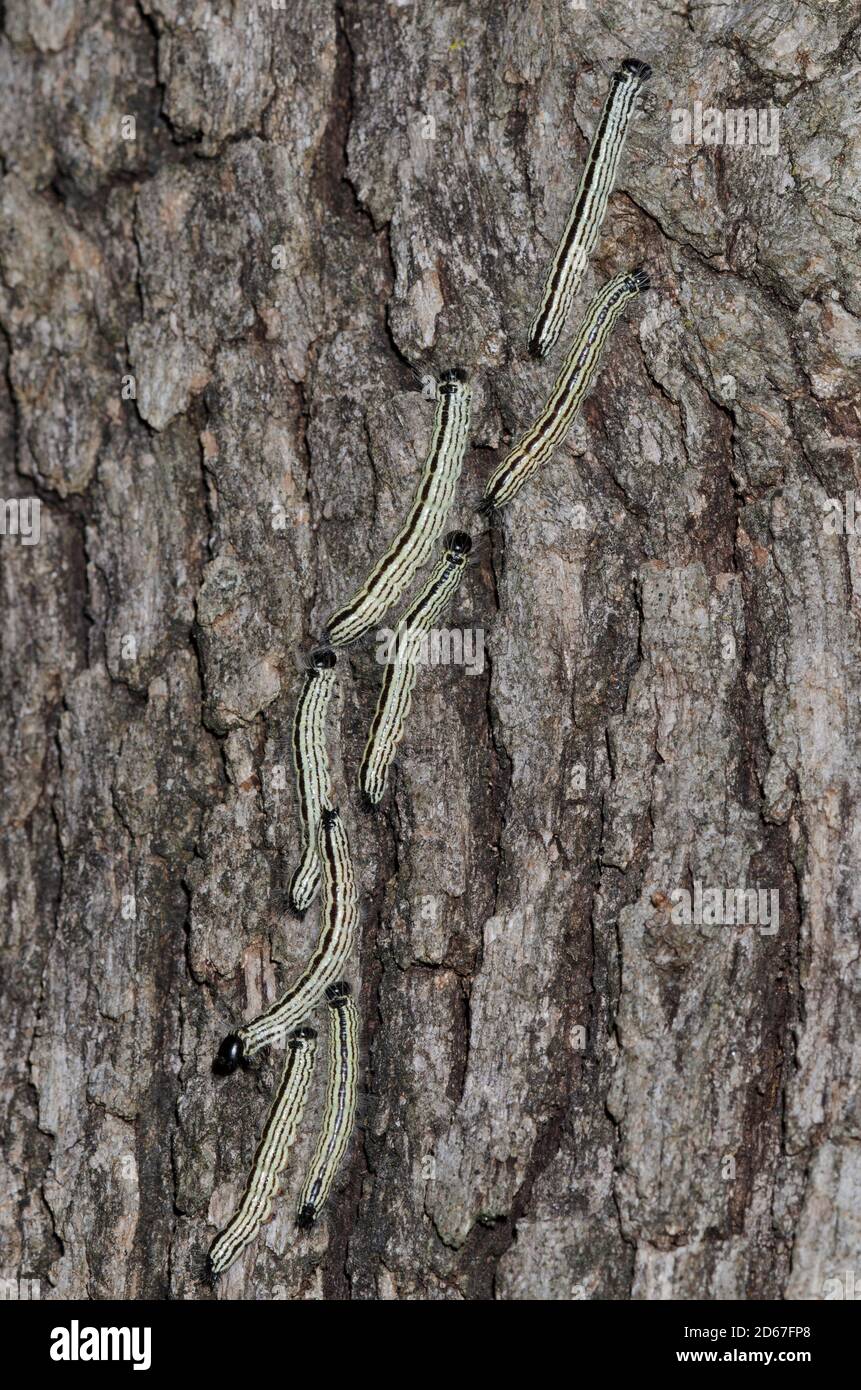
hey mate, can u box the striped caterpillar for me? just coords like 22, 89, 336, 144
529, 58, 652, 360
287, 646, 337, 917
296, 981, 359, 1229
215, 807, 358, 1070
324, 370, 472, 648
207, 1025, 317, 1280
360, 529, 472, 806
480, 269, 649, 515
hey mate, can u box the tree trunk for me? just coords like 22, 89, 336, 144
1, 0, 859, 1301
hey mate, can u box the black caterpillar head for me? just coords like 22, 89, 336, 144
296, 1204, 317, 1230
213, 1033, 245, 1076
438, 367, 468, 395
444, 530, 473, 560
289, 1026, 317, 1047
310, 645, 337, 671
619, 58, 652, 84
627, 267, 650, 294
325, 981, 352, 1007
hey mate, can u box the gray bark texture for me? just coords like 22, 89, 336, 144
1, 0, 859, 1302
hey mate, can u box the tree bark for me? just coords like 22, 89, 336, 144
1, 0, 859, 1301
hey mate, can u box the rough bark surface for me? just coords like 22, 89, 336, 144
1, 0, 859, 1301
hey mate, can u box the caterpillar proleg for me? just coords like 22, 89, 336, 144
215, 807, 358, 1068
480, 269, 649, 514
287, 646, 337, 917
296, 981, 359, 1229
324, 370, 472, 648
359, 530, 472, 806
207, 1025, 317, 1280
528, 58, 652, 359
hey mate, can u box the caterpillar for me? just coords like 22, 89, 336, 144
360, 529, 472, 806
480, 268, 649, 515
528, 58, 652, 360
324, 370, 472, 648
207, 1024, 317, 1281
296, 981, 359, 1229
287, 646, 337, 917
215, 807, 358, 1070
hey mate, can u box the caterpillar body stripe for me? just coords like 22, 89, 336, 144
324, 371, 472, 648
287, 646, 337, 917
207, 1025, 317, 1280
296, 981, 359, 1229
528, 59, 652, 359
481, 269, 649, 514
215, 807, 358, 1067
359, 530, 472, 806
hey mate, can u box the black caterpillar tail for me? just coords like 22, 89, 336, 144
296, 1203, 316, 1230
